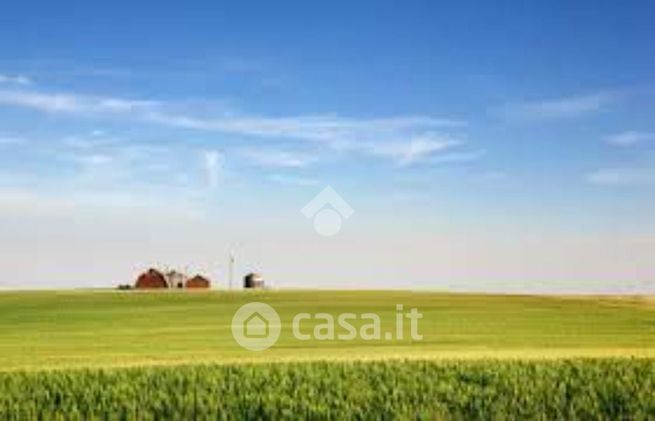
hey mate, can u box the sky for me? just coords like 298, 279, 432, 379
0, 1, 654, 292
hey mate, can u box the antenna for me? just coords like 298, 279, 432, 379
228, 250, 235, 289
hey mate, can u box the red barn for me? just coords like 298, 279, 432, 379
135, 269, 168, 289
185, 275, 211, 289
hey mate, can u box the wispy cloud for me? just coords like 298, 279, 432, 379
332, 133, 461, 166
0, 88, 463, 138
0, 87, 471, 166
0, 89, 156, 113
428, 149, 486, 164
144, 112, 465, 144
371, 135, 458, 166
203, 150, 224, 189
240, 148, 318, 168
496, 92, 616, 121
46, 131, 197, 193
63, 133, 122, 149
267, 174, 318, 186
586, 168, 655, 186
606, 131, 655, 147
0, 74, 31, 86
70, 153, 114, 166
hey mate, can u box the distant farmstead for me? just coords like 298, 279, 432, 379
244, 272, 265, 289
133, 269, 211, 289
135, 269, 168, 289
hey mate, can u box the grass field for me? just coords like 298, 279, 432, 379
0, 290, 652, 370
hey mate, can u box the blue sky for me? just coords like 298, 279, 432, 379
0, 1, 653, 291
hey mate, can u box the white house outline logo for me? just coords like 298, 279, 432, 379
301, 185, 354, 236
232, 302, 281, 351
244, 312, 268, 338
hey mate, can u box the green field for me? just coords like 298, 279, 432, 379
1, 359, 653, 419
0, 290, 652, 370
0, 290, 653, 418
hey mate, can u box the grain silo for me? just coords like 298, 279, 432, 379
244, 273, 264, 289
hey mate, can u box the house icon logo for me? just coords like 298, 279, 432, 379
244, 312, 268, 338
301, 185, 354, 237
231, 302, 281, 351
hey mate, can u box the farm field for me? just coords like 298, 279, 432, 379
0, 290, 653, 417
0, 290, 652, 370
1, 359, 653, 419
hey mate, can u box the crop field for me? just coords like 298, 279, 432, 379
0, 290, 653, 369
0, 290, 652, 417
0, 359, 653, 419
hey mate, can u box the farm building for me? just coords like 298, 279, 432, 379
164, 270, 188, 289
244, 272, 265, 289
134, 268, 214, 290
135, 269, 168, 289
186, 275, 211, 289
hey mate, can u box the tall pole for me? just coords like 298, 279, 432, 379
228, 251, 235, 289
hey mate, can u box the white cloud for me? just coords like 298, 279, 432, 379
342, 133, 460, 166
0, 89, 156, 114
267, 174, 318, 186
143, 112, 466, 152
203, 150, 223, 189
71, 154, 114, 166
145, 112, 465, 138
428, 149, 486, 164
0, 87, 470, 166
240, 148, 317, 168
0, 90, 80, 112
53, 136, 195, 192
394, 136, 457, 166
0, 74, 31, 86
586, 168, 655, 186
63, 133, 121, 149
497, 92, 616, 121
606, 131, 655, 147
